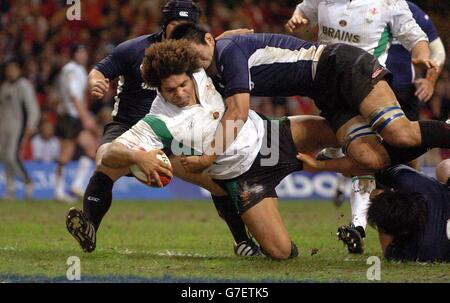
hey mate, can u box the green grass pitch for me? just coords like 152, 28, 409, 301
0, 200, 449, 282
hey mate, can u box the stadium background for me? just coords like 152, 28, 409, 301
0, 0, 448, 200
0, 0, 449, 284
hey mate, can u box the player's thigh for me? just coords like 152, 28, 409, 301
169, 155, 227, 196
359, 81, 421, 146
288, 115, 339, 153
336, 116, 390, 171
358, 80, 399, 117
241, 197, 292, 260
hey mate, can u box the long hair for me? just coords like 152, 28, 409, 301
367, 190, 427, 238
141, 39, 201, 89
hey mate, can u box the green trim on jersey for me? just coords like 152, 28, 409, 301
142, 115, 202, 156
223, 180, 241, 212
373, 26, 392, 59
142, 115, 173, 149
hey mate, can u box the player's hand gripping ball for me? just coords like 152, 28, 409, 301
129, 144, 172, 187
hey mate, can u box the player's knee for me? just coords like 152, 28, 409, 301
262, 240, 296, 260
347, 142, 390, 171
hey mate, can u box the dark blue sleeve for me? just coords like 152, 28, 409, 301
385, 240, 418, 261
217, 40, 251, 98
95, 41, 131, 80
407, 1, 439, 42
375, 165, 439, 195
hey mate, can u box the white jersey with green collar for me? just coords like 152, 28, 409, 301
297, 0, 428, 65
116, 69, 265, 180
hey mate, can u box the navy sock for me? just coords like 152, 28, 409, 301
211, 195, 250, 244
419, 120, 450, 149
83, 171, 114, 231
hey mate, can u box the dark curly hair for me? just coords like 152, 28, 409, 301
141, 39, 201, 89
367, 190, 427, 238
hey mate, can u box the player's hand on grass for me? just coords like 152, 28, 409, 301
180, 154, 215, 173
133, 149, 173, 187
285, 10, 309, 32
217, 28, 254, 39
296, 153, 324, 173
91, 78, 110, 99
414, 78, 434, 102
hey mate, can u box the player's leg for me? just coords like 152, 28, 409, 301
55, 138, 77, 203
66, 142, 129, 253
82, 142, 129, 229
288, 115, 340, 153
359, 80, 450, 150
67, 122, 131, 253
5, 128, 33, 199
71, 129, 97, 198
170, 156, 260, 256
241, 197, 296, 260
392, 84, 421, 170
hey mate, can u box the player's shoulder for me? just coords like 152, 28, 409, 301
114, 32, 163, 55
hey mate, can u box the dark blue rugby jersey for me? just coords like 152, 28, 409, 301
376, 165, 450, 262
386, 1, 439, 88
95, 32, 163, 125
213, 33, 320, 98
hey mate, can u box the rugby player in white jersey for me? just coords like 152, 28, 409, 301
286, 0, 445, 253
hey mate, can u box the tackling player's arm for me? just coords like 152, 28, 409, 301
180, 93, 250, 173
296, 153, 372, 177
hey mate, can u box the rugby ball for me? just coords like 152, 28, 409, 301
129, 144, 172, 187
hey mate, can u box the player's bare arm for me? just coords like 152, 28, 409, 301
285, 7, 309, 32
102, 141, 173, 187
181, 93, 250, 173
297, 153, 372, 177
88, 69, 110, 99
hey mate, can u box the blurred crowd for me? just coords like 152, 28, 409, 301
0, 0, 449, 163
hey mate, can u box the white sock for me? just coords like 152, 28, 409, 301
5, 170, 15, 196
350, 176, 376, 230
71, 156, 93, 192
54, 167, 66, 197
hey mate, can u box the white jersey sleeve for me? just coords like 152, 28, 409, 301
387, 0, 428, 51
296, 0, 320, 27
115, 119, 165, 151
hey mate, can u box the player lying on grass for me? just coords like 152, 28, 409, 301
366, 161, 450, 262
